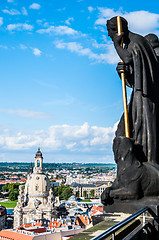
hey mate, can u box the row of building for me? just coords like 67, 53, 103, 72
0, 149, 106, 239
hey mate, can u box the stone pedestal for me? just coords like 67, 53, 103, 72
103, 196, 159, 215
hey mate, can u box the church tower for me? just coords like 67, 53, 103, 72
34, 147, 44, 173
14, 148, 56, 228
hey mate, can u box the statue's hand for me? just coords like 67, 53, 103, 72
101, 187, 112, 205
116, 62, 129, 77
113, 32, 124, 46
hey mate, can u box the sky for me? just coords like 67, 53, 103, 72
0, 0, 159, 163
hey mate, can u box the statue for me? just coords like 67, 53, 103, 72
107, 16, 159, 163
48, 188, 54, 206
33, 199, 41, 209
101, 137, 159, 205
145, 33, 159, 59
102, 16, 159, 208
17, 185, 24, 207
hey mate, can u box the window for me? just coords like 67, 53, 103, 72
35, 185, 38, 191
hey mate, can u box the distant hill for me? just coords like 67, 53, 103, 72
0, 162, 116, 172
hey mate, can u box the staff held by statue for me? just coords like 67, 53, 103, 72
117, 16, 130, 138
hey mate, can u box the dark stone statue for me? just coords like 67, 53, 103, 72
145, 33, 159, 57
107, 16, 159, 163
101, 137, 159, 205
102, 16, 159, 208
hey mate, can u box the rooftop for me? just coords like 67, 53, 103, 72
70, 219, 116, 240
0, 230, 34, 240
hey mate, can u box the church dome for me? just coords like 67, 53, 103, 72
24, 148, 51, 203
14, 148, 55, 229
26, 172, 51, 197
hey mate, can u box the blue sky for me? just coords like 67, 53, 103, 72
0, 0, 159, 163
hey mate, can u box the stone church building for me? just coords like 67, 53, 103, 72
14, 148, 56, 228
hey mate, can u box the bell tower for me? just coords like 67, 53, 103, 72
34, 147, 44, 173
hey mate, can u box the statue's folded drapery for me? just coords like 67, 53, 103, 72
116, 32, 159, 163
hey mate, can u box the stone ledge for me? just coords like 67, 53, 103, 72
103, 196, 159, 214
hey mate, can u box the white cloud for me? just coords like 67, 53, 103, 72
97, 43, 119, 64
95, 8, 159, 35
65, 17, 74, 25
0, 45, 8, 49
19, 44, 27, 50
29, 3, 41, 10
22, 7, 28, 16
32, 48, 42, 56
54, 40, 119, 64
37, 25, 78, 35
0, 122, 116, 151
0, 17, 3, 26
88, 6, 95, 13
7, 23, 33, 31
2, 9, 20, 15
0, 108, 50, 119
55, 41, 92, 56
58, 7, 66, 11
124, 11, 159, 34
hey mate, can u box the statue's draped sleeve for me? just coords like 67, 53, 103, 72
116, 33, 159, 163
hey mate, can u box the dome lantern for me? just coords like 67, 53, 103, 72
34, 147, 44, 173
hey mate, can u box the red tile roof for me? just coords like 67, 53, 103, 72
0, 230, 33, 240
48, 220, 60, 228
75, 216, 90, 227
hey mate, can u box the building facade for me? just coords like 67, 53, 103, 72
14, 148, 55, 228
71, 182, 109, 198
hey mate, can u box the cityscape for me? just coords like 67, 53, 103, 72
0, 148, 116, 239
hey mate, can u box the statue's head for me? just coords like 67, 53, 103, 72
113, 136, 146, 169
113, 136, 134, 164
106, 16, 128, 41
145, 33, 159, 49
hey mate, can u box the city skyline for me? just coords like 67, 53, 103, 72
0, 0, 159, 162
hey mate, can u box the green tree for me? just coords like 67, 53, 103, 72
58, 182, 65, 196
76, 191, 79, 197
62, 187, 72, 200
83, 190, 87, 198
57, 182, 73, 200
2, 183, 20, 201
9, 191, 16, 201
54, 186, 59, 196
2, 183, 10, 192
90, 189, 95, 198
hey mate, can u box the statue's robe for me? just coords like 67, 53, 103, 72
116, 32, 159, 164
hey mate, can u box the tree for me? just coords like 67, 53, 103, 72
83, 190, 87, 198
2, 183, 10, 192
57, 182, 73, 200
58, 182, 65, 197
62, 187, 72, 200
76, 191, 79, 197
2, 183, 20, 201
54, 186, 58, 196
90, 189, 95, 198
9, 191, 17, 201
